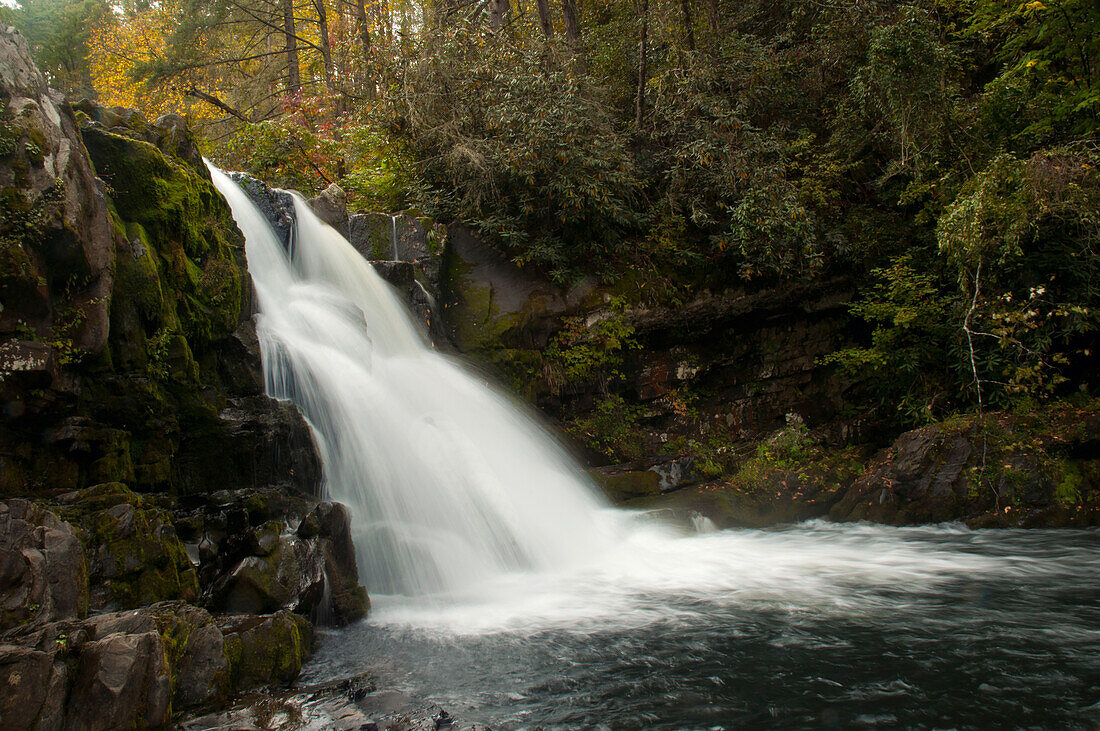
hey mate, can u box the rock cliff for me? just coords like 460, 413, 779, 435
0, 26, 368, 727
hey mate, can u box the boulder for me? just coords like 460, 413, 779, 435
219, 611, 312, 691
57, 484, 198, 611
229, 172, 296, 252
0, 643, 68, 730
211, 532, 325, 616
0, 499, 88, 630
66, 631, 172, 730
307, 182, 348, 229
298, 502, 369, 625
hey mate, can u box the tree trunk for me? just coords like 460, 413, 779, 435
314, 0, 336, 94
282, 0, 301, 95
355, 0, 374, 97
561, 0, 580, 47
489, 0, 510, 30
681, 0, 695, 51
635, 0, 648, 128
535, 0, 554, 37
706, 0, 718, 35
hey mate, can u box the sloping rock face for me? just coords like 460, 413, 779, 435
0, 26, 319, 499
0, 26, 115, 359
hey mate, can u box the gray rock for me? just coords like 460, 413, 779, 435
0, 27, 117, 356
0, 499, 88, 630
307, 182, 348, 229
213, 533, 325, 615
0, 644, 58, 730
66, 631, 171, 731
229, 172, 297, 252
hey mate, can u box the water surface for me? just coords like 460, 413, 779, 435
303, 519, 1100, 730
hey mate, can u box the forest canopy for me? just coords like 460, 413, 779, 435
4, 0, 1097, 423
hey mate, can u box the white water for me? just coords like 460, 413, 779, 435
208, 167, 1024, 633
209, 166, 612, 597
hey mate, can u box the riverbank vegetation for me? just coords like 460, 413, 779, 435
5, 0, 1096, 427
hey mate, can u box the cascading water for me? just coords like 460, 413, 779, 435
388, 214, 399, 260
205, 166, 1100, 728
209, 165, 612, 596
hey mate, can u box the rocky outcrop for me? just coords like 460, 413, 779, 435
0, 27, 116, 359
0, 26, 320, 501
0, 600, 313, 728
0, 499, 87, 627
829, 404, 1100, 527
435, 217, 858, 475
632, 402, 1099, 529
0, 32, 369, 726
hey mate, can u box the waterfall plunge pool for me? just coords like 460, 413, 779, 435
301, 519, 1100, 729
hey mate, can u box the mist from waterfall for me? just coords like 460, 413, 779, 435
208, 165, 613, 597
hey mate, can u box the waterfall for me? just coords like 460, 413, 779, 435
208, 166, 613, 597
388, 214, 399, 260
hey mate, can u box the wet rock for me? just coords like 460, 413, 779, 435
0, 499, 88, 630
230, 172, 296, 252
298, 502, 369, 625
57, 484, 198, 611
176, 395, 322, 497
219, 610, 312, 690
212, 532, 325, 616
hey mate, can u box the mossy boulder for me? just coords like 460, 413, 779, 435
440, 223, 566, 355
58, 483, 199, 610
82, 126, 246, 367
219, 611, 312, 691
590, 468, 662, 501
830, 403, 1100, 527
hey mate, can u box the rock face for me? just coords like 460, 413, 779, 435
0, 32, 370, 726
0, 26, 320, 500
437, 217, 857, 471
0, 27, 116, 358
0, 499, 87, 627
829, 405, 1100, 527
0, 600, 313, 728
631, 403, 1100, 529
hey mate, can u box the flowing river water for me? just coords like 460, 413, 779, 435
208, 167, 1100, 729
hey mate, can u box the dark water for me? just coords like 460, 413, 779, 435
302, 520, 1100, 730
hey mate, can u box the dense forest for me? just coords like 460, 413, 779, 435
4, 0, 1097, 427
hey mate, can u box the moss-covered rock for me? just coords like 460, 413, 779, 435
58, 483, 199, 610
219, 611, 312, 691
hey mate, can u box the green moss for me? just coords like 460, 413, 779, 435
62, 485, 199, 609
83, 128, 245, 351
1054, 461, 1084, 506
591, 469, 662, 500
223, 613, 312, 691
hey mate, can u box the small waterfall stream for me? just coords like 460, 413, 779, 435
209, 166, 612, 597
